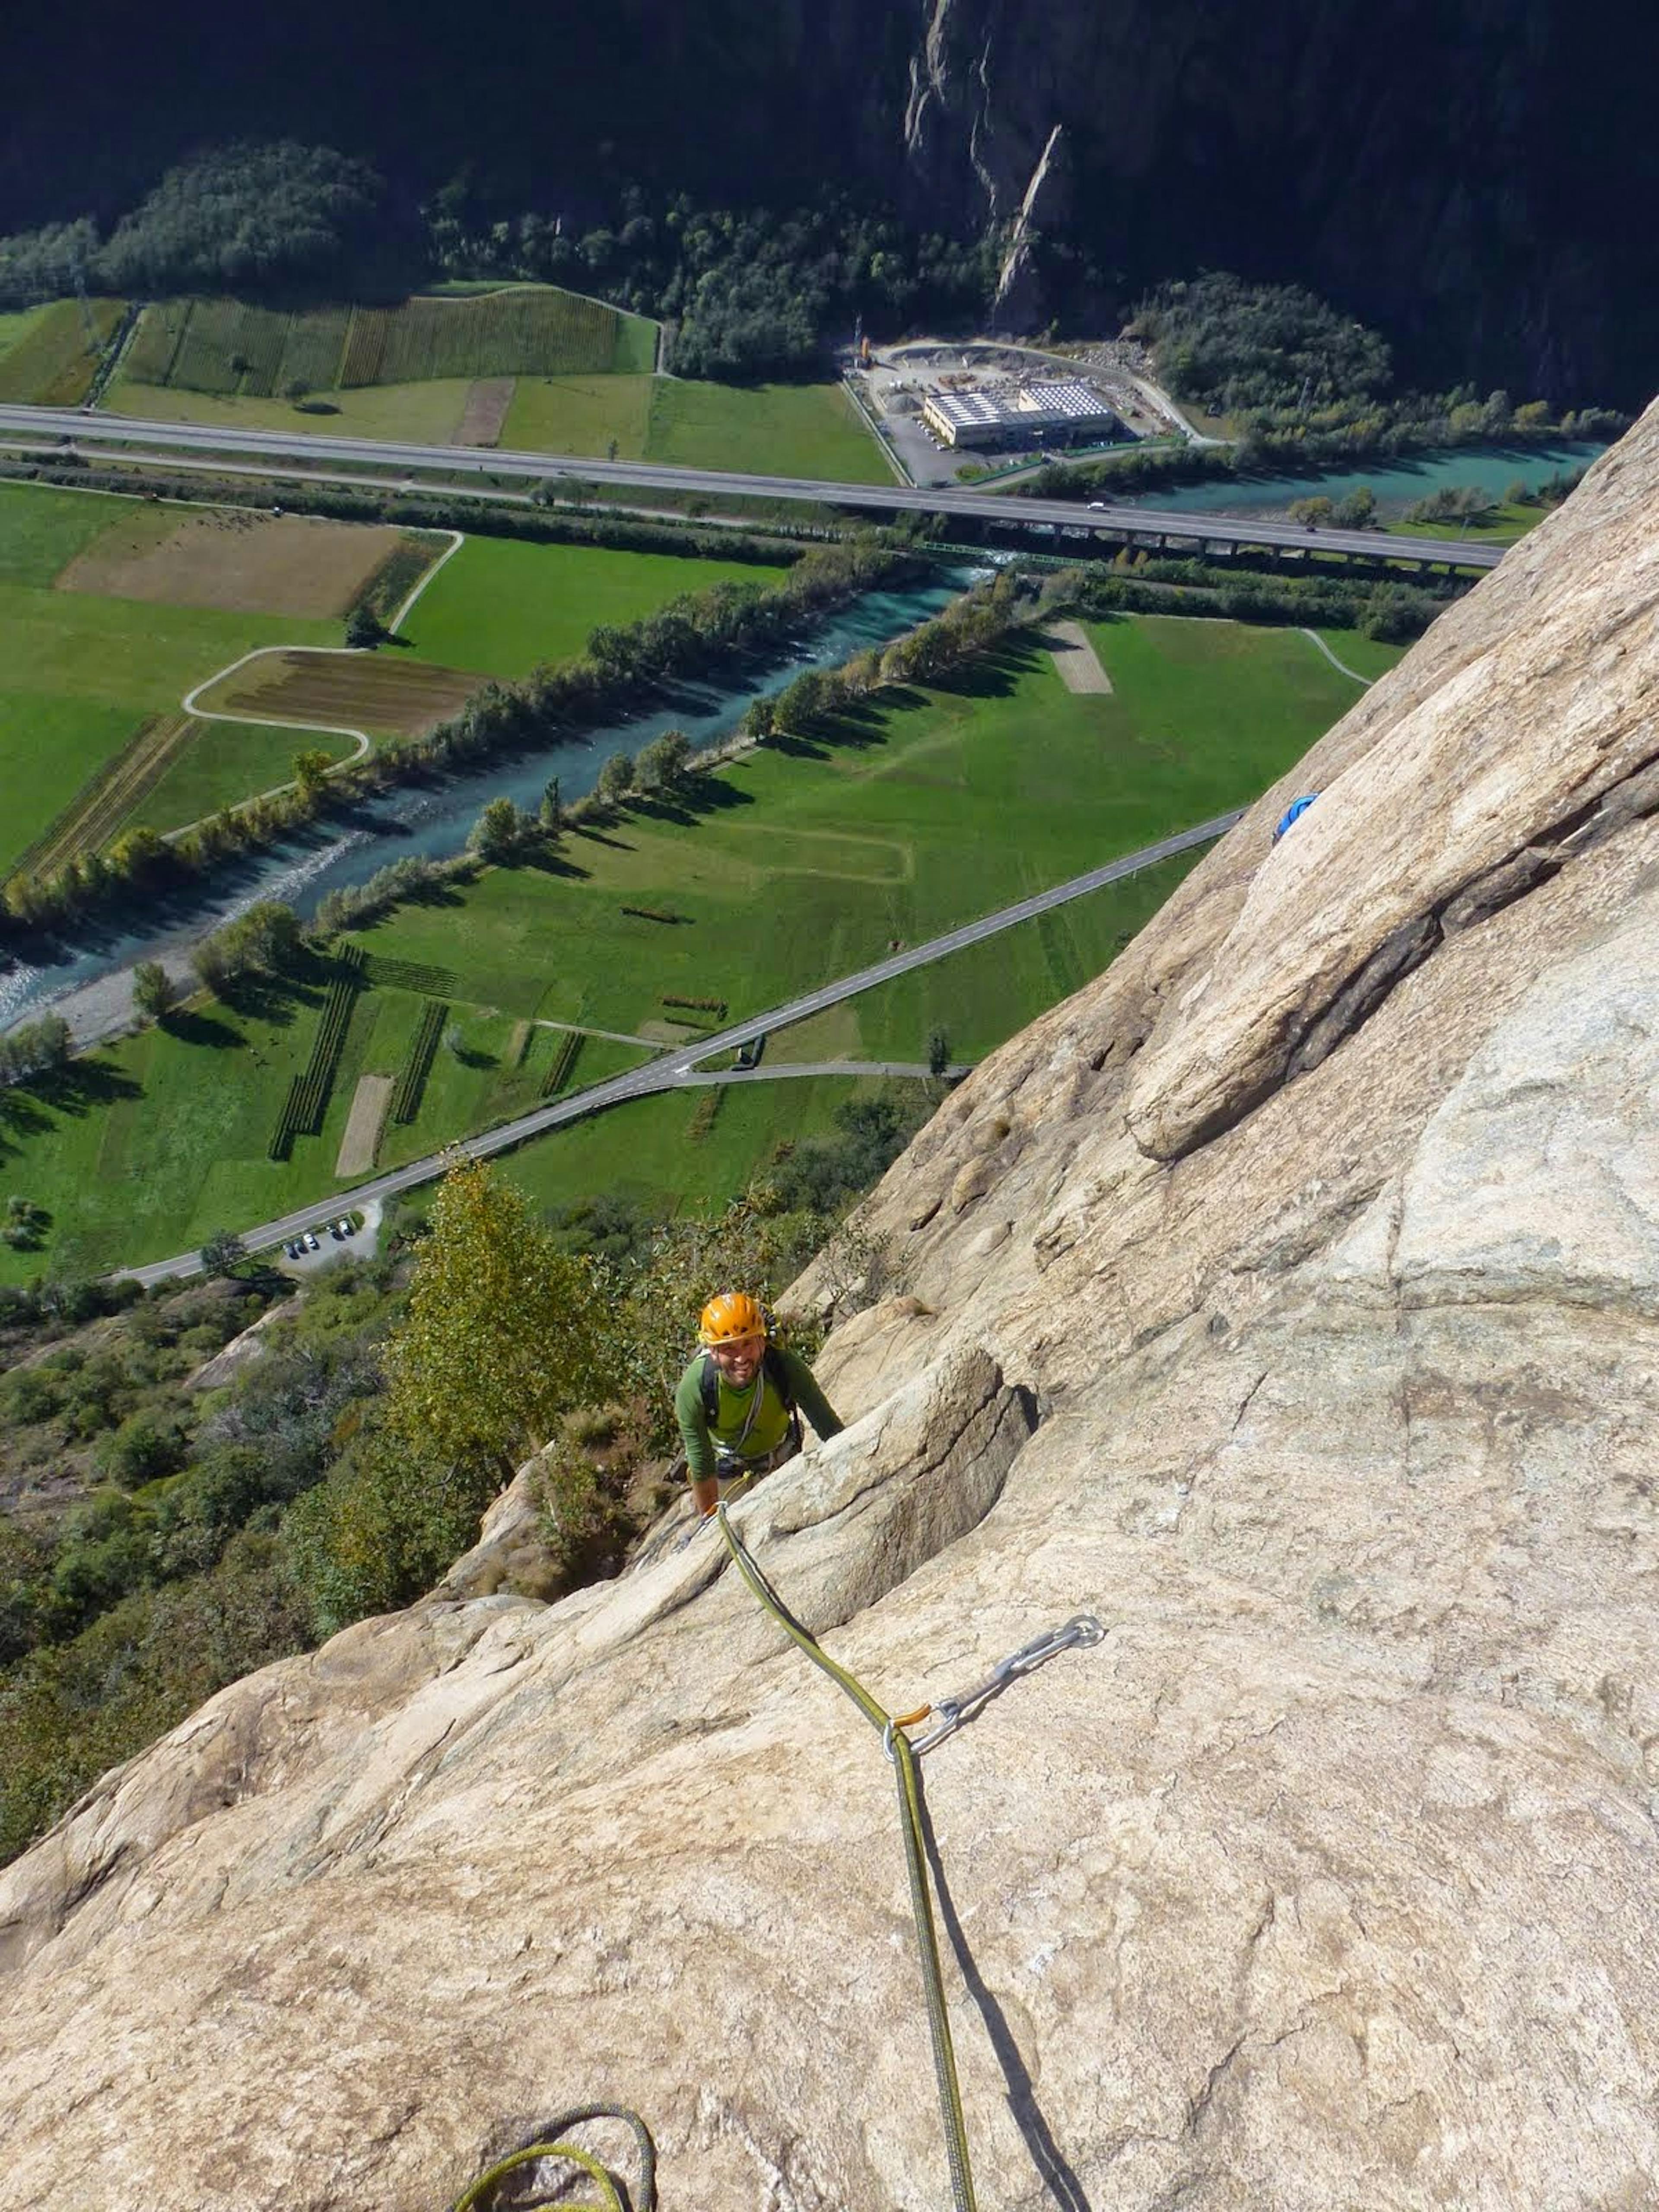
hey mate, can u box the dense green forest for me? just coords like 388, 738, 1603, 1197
0, 144, 997, 382
0, 147, 1635, 419
0, 145, 410, 305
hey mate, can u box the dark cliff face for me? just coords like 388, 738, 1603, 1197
5, 0, 1653, 402
891, 0, 1657, 402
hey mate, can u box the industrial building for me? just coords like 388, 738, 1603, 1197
920, 377, 1119, 451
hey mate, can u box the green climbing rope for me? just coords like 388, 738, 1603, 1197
715, 1503, 979, 2212
448, 2104, 657, 2212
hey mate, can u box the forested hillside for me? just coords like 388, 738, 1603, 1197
1, 0, 1653, 402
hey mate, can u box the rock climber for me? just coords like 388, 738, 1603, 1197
674, 1292, 844, 1519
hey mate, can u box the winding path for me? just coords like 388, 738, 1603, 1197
116, 809, 1244, 1285
167, 528, 469, 835
1299, 628, 1375, 686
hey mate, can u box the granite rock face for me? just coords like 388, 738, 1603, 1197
2, 412, 1658, 2209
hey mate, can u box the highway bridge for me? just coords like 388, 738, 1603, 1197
0, 404, 1503, 572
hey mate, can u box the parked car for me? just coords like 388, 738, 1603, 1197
284, 1242, 299, 1260
337, 1217, 355, 1236
303, 1230, 319, 1252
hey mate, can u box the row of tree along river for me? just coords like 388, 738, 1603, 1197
0, 570, 975, 1030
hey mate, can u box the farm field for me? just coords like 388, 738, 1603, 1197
0, 964, 658, 1283
0, 694, 143, 875
57, 508, 430, 619
397, 536, 788, 677
191, 648, 483, 737
504, 1071, 926, 1222
0, 479, 817, 874
768, 849, 1201, 1067
500, 375, 655, 461
347, 615, 1390, 1035
101, 366, 892, 482
0, 482, 389, 872
0, 585, 339, 874
0, 615, 1399, 1278
645, 378, 893, 482
102, 375, 481, 444
0, 298, 126, 404
0, 479, 136, 584
123, 718, 358, 836
502, 374, 894, 483
118, 288, 656, 398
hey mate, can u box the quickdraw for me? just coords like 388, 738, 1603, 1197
715, 1503, 1105, 2212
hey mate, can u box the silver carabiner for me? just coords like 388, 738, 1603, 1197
910, 1612, 1106, 1757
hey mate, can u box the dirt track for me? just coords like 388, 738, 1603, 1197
1048, 619, 1113, 693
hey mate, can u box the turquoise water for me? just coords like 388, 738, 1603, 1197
1117, 440, 1605, 518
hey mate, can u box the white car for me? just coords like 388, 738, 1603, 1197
303, 1230, 319, 1252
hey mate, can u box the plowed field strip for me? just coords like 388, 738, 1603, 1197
12, 711, 197, 877
335, 1073, 393, 1176
208, 648, 481, 736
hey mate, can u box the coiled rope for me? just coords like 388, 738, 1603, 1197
715, 1501, 979, 2212
449, 2103, 657, 2212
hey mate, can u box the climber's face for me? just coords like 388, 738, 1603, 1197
711, 1334, 764, 1386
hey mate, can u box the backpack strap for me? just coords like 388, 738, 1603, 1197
763, 1344, 795, 1410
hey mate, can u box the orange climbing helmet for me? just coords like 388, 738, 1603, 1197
698, 1291, 769, 1347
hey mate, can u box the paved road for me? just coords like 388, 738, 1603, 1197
116, 811, 1244, 1285
0, 404, 1501, 570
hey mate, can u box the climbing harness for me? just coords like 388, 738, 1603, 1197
448, 2103, 657, 2212
715, 1502, 1104, 2212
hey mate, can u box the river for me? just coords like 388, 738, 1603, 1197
1115, 439, 1605, 518
0, 572, 975, 1030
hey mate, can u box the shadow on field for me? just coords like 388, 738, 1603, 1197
570, 824, 638, 851
209, 961, 330, 1031
17, 1058, 142, 1120
626, 792, 699, 828
519, 848, 591, 880
926, 640, 1039, 700
159, 1008, 244, 1050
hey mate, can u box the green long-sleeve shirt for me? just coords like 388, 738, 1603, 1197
673, 1347, 843, 1481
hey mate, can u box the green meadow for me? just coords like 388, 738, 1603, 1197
0, 614, 1397, 1279
105, 337, 887, 482
342, 613, 1347, 1047
101, 376, 484, 445
0, 480, 810, 861
499, 375, 656, 460
0, 483, 340, 870
503, 1072, 925, 1221
123, 720, 359, 836
642, 378, 892, 481
1388, 503, 1539, 547
132, 368, 894, 482
1310, 629, 1404, 681
398, 536, 788, 677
